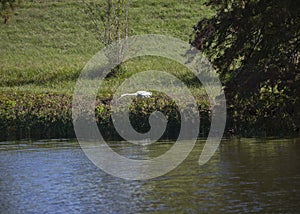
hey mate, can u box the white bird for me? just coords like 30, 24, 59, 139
120, 90, 152, 98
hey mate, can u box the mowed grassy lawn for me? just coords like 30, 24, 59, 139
0, 0, 214, 139
0, 0, 213, 94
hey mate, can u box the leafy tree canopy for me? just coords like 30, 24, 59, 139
191, 0, 300, 136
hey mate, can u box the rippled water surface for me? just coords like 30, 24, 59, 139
0, 138, 299, 213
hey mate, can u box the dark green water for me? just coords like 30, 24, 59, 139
0, 138, 299, 213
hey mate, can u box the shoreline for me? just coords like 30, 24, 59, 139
1, 91, 299, 141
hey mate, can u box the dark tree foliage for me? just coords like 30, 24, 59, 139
191, 0, 300, 136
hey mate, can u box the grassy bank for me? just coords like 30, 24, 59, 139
0, 90, 212, 140
0, 0, 214, 140
0, 0, 213, 94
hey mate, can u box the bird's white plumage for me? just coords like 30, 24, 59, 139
120, 91, 152, 98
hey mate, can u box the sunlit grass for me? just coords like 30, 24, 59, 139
0, 0, 214, 97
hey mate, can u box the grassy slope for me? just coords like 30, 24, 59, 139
0, 0, 213, 95
0, 0, 214, 139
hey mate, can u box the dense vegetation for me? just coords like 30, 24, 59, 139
191, 0, 300, 136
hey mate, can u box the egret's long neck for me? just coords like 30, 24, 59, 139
121, 93, 136, 97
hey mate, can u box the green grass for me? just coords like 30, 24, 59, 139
0, 0, 213, 96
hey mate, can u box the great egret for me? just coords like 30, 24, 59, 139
120, 91, 152, 98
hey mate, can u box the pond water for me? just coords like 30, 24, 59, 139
0, 138, 299, 213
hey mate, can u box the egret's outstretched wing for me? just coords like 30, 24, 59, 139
120, 91, 152, 99
136, 91, 152, 98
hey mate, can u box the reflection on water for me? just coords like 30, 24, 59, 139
0, 139, 299, 213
